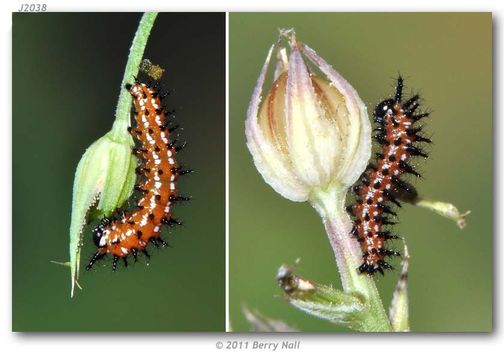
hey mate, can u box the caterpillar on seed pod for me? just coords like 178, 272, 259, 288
87, 79, 192, 271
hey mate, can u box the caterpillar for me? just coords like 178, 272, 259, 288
87, 80, 191, 271
347, 76, 431, 275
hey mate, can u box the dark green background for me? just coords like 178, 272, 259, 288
13, 13, 225, 331
230, 13, 492, 332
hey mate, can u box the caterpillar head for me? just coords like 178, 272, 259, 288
373, 98, 396, 122
92, 218, 110, 248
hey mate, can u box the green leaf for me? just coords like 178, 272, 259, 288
389, 241, 410, 332
288, 292, 365, 330
414, 198, 470, 229
277, 262, 374, 331
242, 305, 298, 332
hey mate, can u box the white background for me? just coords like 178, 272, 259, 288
1, 0, 500, 359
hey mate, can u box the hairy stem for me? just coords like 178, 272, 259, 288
310, 184, 392, 331
111, 12, 158, 141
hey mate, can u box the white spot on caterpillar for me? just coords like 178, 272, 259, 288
150, 197, 157, 209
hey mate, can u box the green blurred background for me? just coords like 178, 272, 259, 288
13, 13, 225, 331
230, 13, 492, 332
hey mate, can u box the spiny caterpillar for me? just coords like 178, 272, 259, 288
347, 76, 430, 275
87, 80, 191, 271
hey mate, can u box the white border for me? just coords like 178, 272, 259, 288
225, 11, 230, 332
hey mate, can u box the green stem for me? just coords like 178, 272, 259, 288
310, 184, 392, 331
111, 12, 158, 141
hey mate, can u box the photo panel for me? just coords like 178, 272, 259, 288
13, 12, 226, 331
230, 12, 492, 332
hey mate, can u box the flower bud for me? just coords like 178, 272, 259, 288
246, 30, 371, 202
69, 130, 136, 296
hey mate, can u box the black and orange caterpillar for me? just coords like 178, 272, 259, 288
87, 81, 191, 271
347, 77, 431, 275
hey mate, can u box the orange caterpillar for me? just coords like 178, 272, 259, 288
87, 81, 190, 271
347, 77, 430, 275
